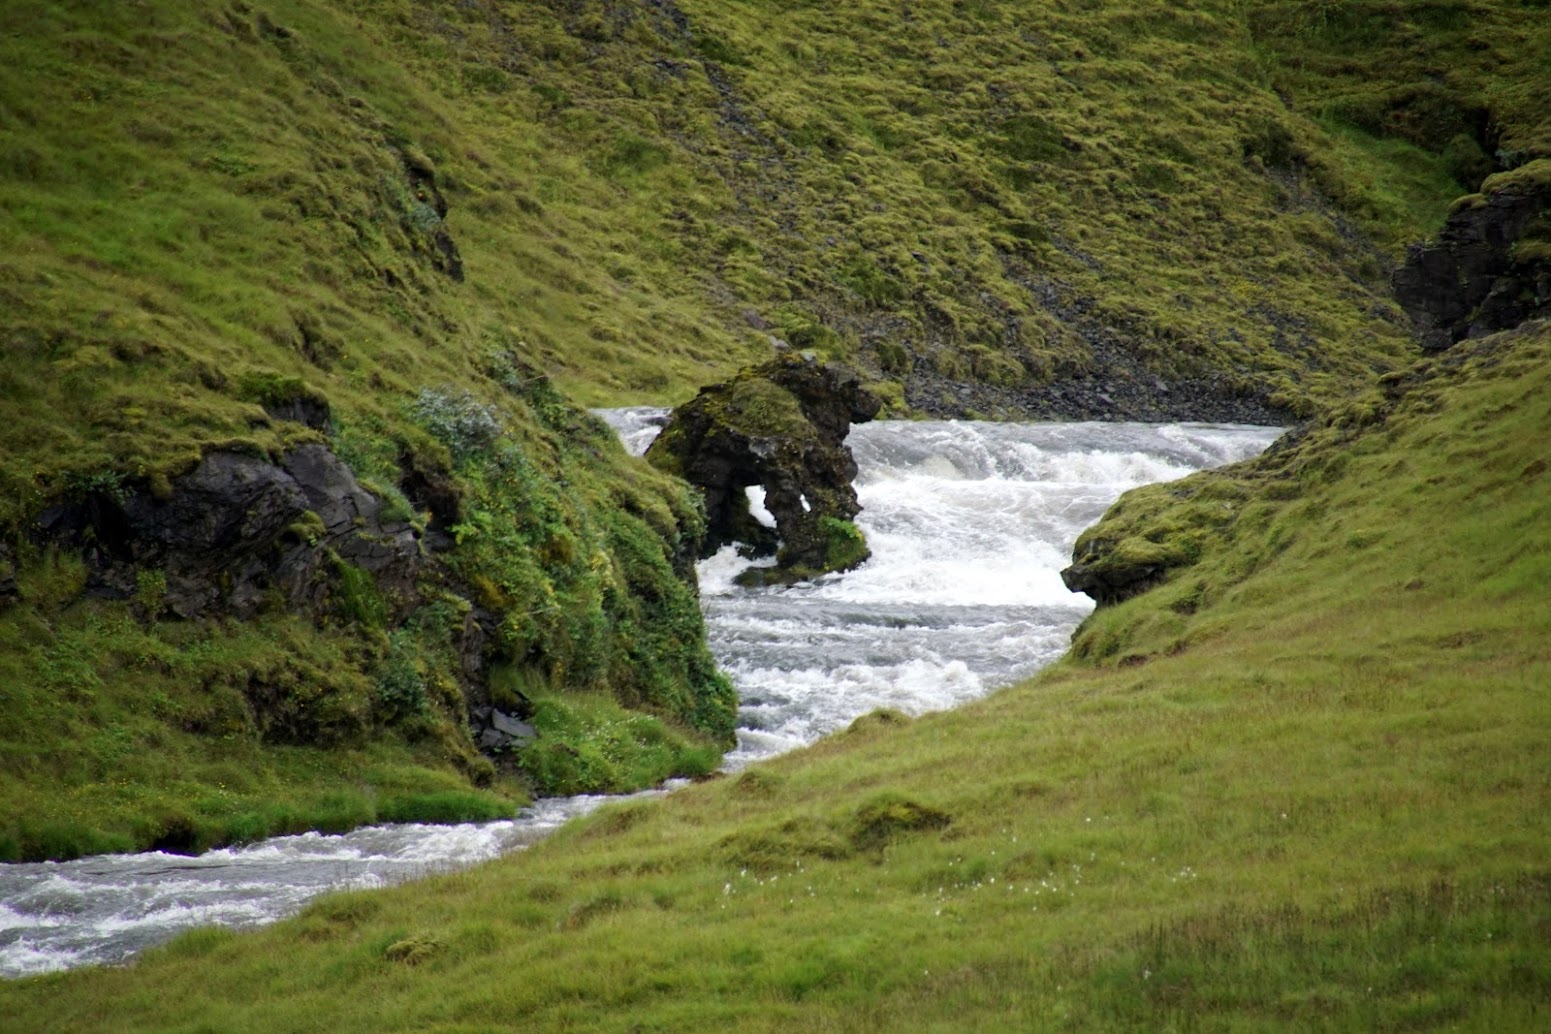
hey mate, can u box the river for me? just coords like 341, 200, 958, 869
0, 415, 1280, 976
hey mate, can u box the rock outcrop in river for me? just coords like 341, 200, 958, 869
645, 355, 881, 585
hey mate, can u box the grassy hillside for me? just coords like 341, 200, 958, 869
6, 1, 1547, 495
1, 1, 1546, 853
4, 318, 1546, 1027
0, 0, 748, 858
309, 0, 1546, 420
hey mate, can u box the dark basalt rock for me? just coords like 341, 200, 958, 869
35, 444, 422, 621
470, 706, 538, 753
398, 445, 463, 550
1394, 160, 1551, 350
261, 392, 331, 432
645, 354, 881, 580
19, 444, 446, 750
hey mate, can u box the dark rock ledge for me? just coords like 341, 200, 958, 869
33, 443, 422, 621
12, 412, 523, 756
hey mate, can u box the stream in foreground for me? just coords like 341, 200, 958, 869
0, 416, 1280, 976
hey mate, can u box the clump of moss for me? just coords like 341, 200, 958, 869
819, 517, 870, 573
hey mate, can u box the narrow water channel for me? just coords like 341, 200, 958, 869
0, 416, 1279, 976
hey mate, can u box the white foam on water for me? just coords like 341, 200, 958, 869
0, 939, 90, 977
0, 792, 624, 978
698, 544, 778, 596
746, 486, 778, 528
91, 899, 275, 935
0, 903, 65, 933
692, 417, 1280, 767
593, 406, 669, 457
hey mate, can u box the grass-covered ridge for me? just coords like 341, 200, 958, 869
5, 0, 1548, 498
7, 2, 1548, 482
5, 322, 1545, 1026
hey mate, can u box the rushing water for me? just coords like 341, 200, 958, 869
603, 411, 1282, 767
0, 415, 1280, 977
0, 794, 628, 976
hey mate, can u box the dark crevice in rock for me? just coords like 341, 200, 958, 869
395, 147, 465, 282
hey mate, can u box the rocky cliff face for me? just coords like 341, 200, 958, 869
1393, 160, 1551, 351
35, 444, 422, 622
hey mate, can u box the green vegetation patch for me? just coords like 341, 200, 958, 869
0, 0, 744, 849
0, 602, 517, 860
514, 693, 721, 797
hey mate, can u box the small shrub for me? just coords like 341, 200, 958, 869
772, 308, 844, 354
412, 388, 503, 462
64, 469, 128, 505
374, 635, 428, 723
845, 708, 910, 735
134, 568, 167, 616
332, 557, 387, 628
286, 510, 326, 546
384, 933, 446, 965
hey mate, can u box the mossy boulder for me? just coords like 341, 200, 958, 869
645, 355, 881, 583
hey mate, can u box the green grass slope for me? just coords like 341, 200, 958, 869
0, 1, 743, 858
331, 0, 1550, 420
5, 323, 1544, 1027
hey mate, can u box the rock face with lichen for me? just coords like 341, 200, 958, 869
645, 355, 881, 584
32, 443, 423, 623
1393, 160, 1551, 351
